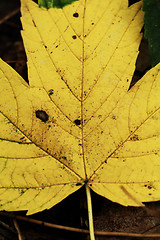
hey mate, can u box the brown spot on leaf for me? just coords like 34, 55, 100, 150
74, 119, 81, 125
73, 12, 79, 17
20, 137, 25, 140
112, 115, 116, 120
72, 35, 77, 39
36, 110, 49, 122
130, 134, 139, 141
48, 89, 54, 96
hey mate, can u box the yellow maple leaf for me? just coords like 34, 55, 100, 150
1, 0, 159, 227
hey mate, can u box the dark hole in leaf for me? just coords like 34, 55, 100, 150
36, 110, 49, 122
74, 119, 81, 125
72, 35, 77, 39
73, 12, 79, 17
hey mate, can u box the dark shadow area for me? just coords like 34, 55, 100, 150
32, 0, 38, 4
129, 33, 151, 90
0, 0, 28, 83
128, 0, 141, 7
0, 187, 89, 240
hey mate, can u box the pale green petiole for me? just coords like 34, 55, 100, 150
85, 184, 95, 240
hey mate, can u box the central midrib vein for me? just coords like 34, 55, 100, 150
81, 0, 87, 180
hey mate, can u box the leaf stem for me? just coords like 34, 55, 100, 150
85, 184, 95, 240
